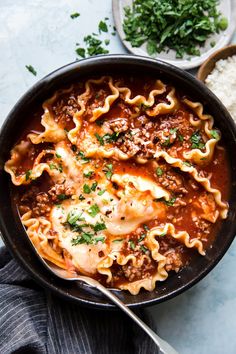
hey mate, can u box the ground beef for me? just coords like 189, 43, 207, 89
116, 126, 156, 158
32, 192, 51, 216
192, 217, 211, 239
108, 118, 129, 133
48, 183, 74, 202
164, 250, 184, 272
19, 182, 74, 217
53, 94, 79, 126
158, 170, 188, 194
120, 259, 155, 282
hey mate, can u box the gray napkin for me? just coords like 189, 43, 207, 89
0, 247, 158, 354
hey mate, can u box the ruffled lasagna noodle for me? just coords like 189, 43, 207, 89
5, 75, 229, 295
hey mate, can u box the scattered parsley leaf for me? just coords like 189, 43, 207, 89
25, 65, 37, 76
99, 20, 108, 33
75, 47, 86, 58
70, 12, 80, 19
84, 35, 109, 56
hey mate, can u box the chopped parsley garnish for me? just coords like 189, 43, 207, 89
77, 151, 90, 164
140, 245, 149, 253
91, 182, 98, 191
84, 35, 109, 56
183, 161, 192, 167
95, 133, 104, 146
123, 0, 228, 59
49, 163, 57, 170
87, 204, 100, 217
103, 163, 113, 180
55, 152, 62, 158
210, 130, 220, 140
57, 194, 69, 201
79, 194, 85, 201
156, 167, 163, 176
95, 132, 120, 146
95, 119, 104, 126
190, 131, 205, 149
94, 222, 107, 232
71, 232, 94, 245
162, 197, 176, 207
178, 134, 184, 142
103, 132, 120, 143
170, 127, 178, 134
143, 224, 149, 231
67, 210, 84, 225
75, 47, 86, 58
49, 163, 63, 172
112, 239, 123, 243
70, 12, 80, 19
83, 171, 94, 178
99, 20, 108, 33
25, 65, 37, 76
138, 234, 146, 242
161, 137, 171, 147
25, 170, 32, 181
58, 164, 63, 173
94, 236, 105, 244
104, 39, 110, 45
83, 184, 91, 194
159, 232, 166, 237
98, 189, 106, 196
129, 240, 136, 251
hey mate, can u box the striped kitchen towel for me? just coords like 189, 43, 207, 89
0, 246, 159, 354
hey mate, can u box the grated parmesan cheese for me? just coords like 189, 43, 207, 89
205, 55, 236, 122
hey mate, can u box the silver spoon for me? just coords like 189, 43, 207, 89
29, 243, 178, 354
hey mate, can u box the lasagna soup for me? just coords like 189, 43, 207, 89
5, 75, 229, 295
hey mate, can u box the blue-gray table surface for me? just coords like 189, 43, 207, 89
0, 1, 235, 353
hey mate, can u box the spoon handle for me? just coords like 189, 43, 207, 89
78, 278, 178, 354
